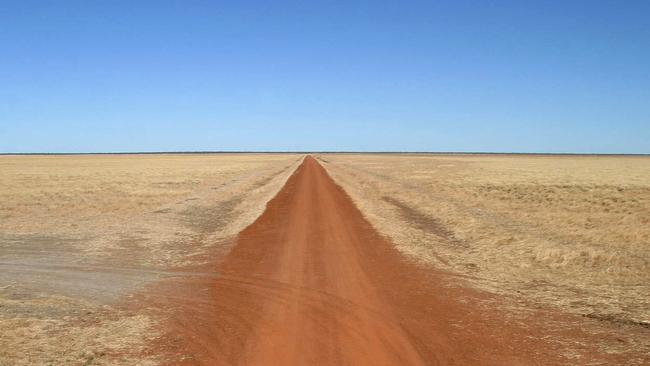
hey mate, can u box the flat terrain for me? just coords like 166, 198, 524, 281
0, 154, 302, 365
143, 156, 648, 365
1, 153, 649, 365
321, 154, 650, 356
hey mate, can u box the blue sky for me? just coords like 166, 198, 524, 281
1, 1, 648, 153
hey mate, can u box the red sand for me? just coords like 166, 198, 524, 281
141, 156, 643, 365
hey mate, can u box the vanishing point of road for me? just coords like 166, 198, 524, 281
148, 156, 629, 366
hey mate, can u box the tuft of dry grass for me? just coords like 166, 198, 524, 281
319, 153, 650, 353
0, 153, 302, 365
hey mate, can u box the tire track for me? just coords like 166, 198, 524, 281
141, 156, 644, 365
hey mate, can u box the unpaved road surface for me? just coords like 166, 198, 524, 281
148, 156, 646, 365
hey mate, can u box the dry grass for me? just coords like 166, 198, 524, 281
0, 153, 302, 365
319, 154, 650, 349
0, 154, 299, 263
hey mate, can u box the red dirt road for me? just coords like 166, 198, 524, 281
147, 156, 640, 365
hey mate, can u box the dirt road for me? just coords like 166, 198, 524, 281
149, 156, 641, 365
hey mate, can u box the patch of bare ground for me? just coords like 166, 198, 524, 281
0, 154, 302, 365
318, 153, 650, 361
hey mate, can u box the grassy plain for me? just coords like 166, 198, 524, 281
320, 153, 650, 352
2, 153, 648, 363
0, 153, 301, 365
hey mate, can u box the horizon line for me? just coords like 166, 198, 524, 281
1, 151, 649, 156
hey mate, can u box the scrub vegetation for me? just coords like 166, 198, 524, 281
319, 153, 650, 352
0, 154, 301, 365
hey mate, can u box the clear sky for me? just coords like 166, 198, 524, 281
1, 1, 648, 153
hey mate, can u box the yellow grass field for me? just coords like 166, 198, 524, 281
320, 154, 650, 335
0, 154, 301, 365
1, 153, 649, 364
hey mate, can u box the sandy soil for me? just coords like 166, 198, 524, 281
142, 156, 649, 365
2, 154, 648, 365
319, 153, 650, 359
0, 154, 302, 365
